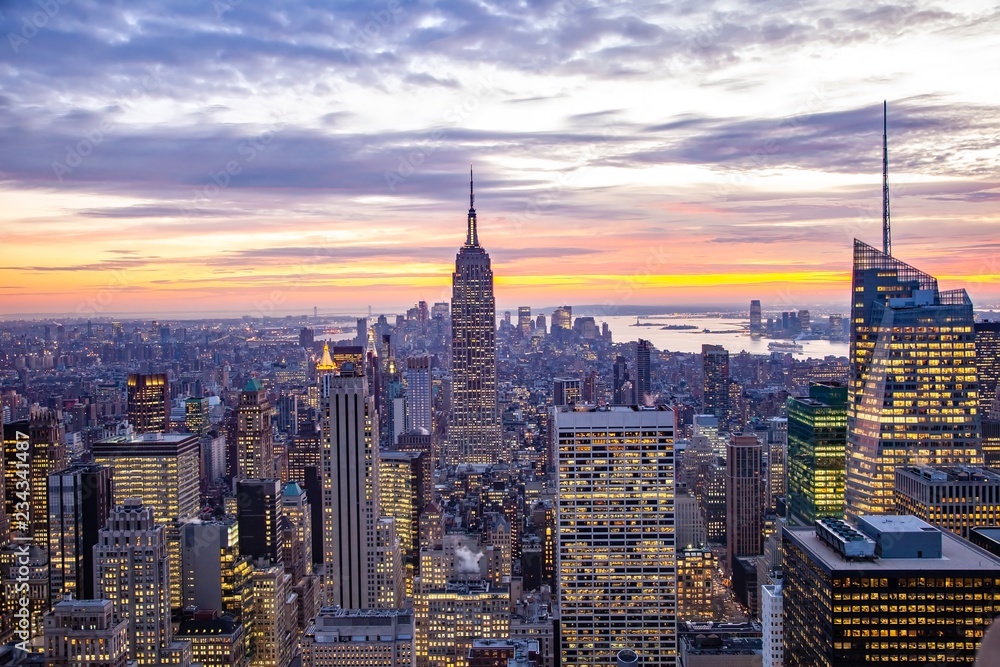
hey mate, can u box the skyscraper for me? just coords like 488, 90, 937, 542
43, 599, 130, 667
3, 411, 66, 543
846, 240, 982, 517
236, 478, 283, 564
636, 339, 652, 405
237, 379, 275, 480
556, 405, 677, 666
517, 306, 532, 338
976, 320, 1000, 418
749, 300, 762, 336
786, 382, 848, 526
449, 170, 501, 466
726, 434, 763, 572
701, 345, 730, 427
94, 500, 189, 666
611, 355, 631, 405
47, 464, 113, 604
405, 356, 433, 436
322, 360, 380, 608
552, 378, 582, 407
127, 373, 170, 434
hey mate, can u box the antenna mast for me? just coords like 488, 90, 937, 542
882, 101, 891, 256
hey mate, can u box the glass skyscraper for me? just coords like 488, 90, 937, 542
449, 172, 501, 465
845, 239, 982, 517
787, 382, 848, 526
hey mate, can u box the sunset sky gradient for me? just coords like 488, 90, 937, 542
1, 0, 999, 318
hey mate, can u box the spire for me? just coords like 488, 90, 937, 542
882, 100, 891, 257
317, 342, 336, 373
466, 166, 479, 246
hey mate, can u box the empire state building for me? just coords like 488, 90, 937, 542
449, 170, 502, 465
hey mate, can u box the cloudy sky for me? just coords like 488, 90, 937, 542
1, 0, 999, 318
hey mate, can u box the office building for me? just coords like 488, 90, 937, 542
405, 356, 434, 435
236, 379, 275, 480
783, 515, 1000, 665
93, 432, 200, 611
3, 412, 66, 543
236, 479, 283, 564
750, 300, 762, 336
760, 584, 782, 667
970, 526, 1000, 556
251, 564, 295, 667
677, 547, 714, 622
551, 306, 572, 332
94, 500, 189, 666
786, 383, 848, 526
322, 362, 380, 608
47, 464, 113, 604
422, 581, 510, 667
679, 636, 762, 666
612, 356, 631, 405
379, 450, 426, 579
556, 405, 678, 666
552, 378, 582, 407
765, 417, 788, 511
302, 608, 414, 667
127, 373, 170, 434
518, 306, 532, 337
185, 397, 210, 435
702, 345, 730, 428
894, 464, 1000, 539
175, 612, 248, 667
449, 172, 502, 465
727, 434, 763, 571
976, 320, 1000, 418
180, 518, 255, 625
846, 240, 982, 517
636, 339, 652, 405
43, 599, 129, 667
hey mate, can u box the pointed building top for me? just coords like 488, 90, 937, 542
317, 342, 336, 373
466, 167, 479, 247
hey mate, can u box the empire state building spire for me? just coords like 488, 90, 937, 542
466, 166, 479, 247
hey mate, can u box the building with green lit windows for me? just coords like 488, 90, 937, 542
787, 382, 848, 526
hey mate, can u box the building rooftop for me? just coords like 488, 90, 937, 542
681, 635, 763, 655
898, 465, 1000, 484
784, 519, 1000, 572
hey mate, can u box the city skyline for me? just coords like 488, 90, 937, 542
2, 1, 1000, 317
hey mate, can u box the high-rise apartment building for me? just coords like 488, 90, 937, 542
94, 500, 190, 666
449, 172, 502, 465
405, 356, 433, 436
556, 405, 677, 666
786, 382, 848, 526
43, 599, 130, 667
128, 373, 170, 434
894, 464, 1000, 539
47, 464, 113, 604
322, 362, 380, 608
93, 432, 200, 612
701, 345, 730, 428
237, 379, 275, 480
636, 339, 652, 405
846, 240, 982, 517
783, 515, 1000, 665
726, 434, 763, 571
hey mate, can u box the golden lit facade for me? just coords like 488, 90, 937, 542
127, 373, 169, 434
3, 413, 66, 544
894, 465, 1000, 539
93, 433, 200, 612
555, 406, 677, 667
424, 582, 509, 667
251, 564, 295, 667
846, 240, 983, 517
449, 173, 502, 466
676, 547, 713, 622
782, 520, 1000, 666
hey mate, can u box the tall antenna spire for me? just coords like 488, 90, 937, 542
882, 100, 891, 256
466, 166, 479, 246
